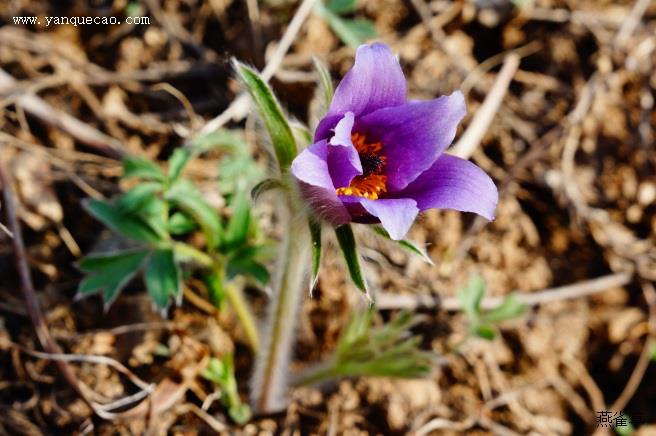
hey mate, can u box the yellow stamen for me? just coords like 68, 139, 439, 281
335, 133, 387, 199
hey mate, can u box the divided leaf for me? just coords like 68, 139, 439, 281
298, 309, 431, 386
122, 156, 166, 182
78, 249, 149, 307
144, 248, 181, 310
166, 180, 223, 248
457, 276, 486, 322
168, 211, 197, 235
227, 256, 269, 285
482, 294, 527, 324
327, 0, 357, 14
314, 2, 377, 48
84, 199, 161, 243
223, 185, 251, 250
234, 61, 297, 172
136, 196, 169, 240
168, 147, 192, 183
204, 269, 226, 308
457, 277, 527, 342
118, 182, 163, 213
202, 355, 252, 424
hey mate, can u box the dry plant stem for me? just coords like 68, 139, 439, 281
609, 282, 656, 412
451, 53, 520, 160
251, 197, 310, 413
198, 0, 317, 136
0, 161, 93, 411
376, 271, 632, 311
3, 338, 152, 391
0, 69, 124, 159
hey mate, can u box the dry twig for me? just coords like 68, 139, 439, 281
451, 53, 521, 160
376, 271, 632, 311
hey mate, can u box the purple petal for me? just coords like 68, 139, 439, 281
296, 182, 352, 225
315, 43, 406, 141
327, 112, 362, 188
395, 153, 498, 220
360, 198, 419, 240
291, 140, 334, 190
356, 92, 466, 192
291, 140, 351, 225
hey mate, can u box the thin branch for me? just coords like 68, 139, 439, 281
0, 69, 124, 159
198, 0, 317, 137
451, 53, 521, 160
609, 282, 656, 412
614, 0, 652, 48
375, 271, 632, 311
3, 338, 152, 391
0, 221, 13, 238
0, 161, 94, 410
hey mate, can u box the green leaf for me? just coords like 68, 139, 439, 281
614, 415, 635, 436
218, 154, 262, 194
83, 199, 161, 243
228, 403, 252, 425
118, 182, 162, 213
189, 129, 247, 154
202, 355, 252, 424
122, 156, 166, 182
371, 226, 433, 265
298, 309, 431, 386
327, 0, 357, 14
339, 19, 377, 44
168, 211, 197, 235
312, 56, 334, 118
309, 220, 322, 292
651, 343, 656, 362
482, 294, 527, 324
315, 2, 376, 48
475, 324, 496, 341
251, 178, 282, 201
136, 196, 169, 240
204, 269, 226, 308
223, 185, 251, 250
334, 225, 367, 295
78, 249, 149, 308
234, 61, 297, 172
168, 147, 191, 183
166, 180, 223, 248
227, 257, 269, 284
144, 248, 181, 310
457, 276, 486, 322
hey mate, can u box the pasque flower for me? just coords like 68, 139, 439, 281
291, 43, 498, 240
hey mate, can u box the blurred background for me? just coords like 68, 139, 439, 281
0, 0, 655, 434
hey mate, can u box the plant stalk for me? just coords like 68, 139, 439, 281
225, 281, 260, 352
173, 242, 260, 351
251, 197, 310, 413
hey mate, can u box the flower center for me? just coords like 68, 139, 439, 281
335, 133, 387, 200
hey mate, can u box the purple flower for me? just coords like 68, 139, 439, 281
291, 43, 498, 240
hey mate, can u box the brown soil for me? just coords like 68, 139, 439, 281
0, 0, 655, 435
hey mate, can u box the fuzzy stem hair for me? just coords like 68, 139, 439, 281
250, 193, 310, 412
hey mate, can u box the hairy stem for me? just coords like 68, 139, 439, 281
251, 197, 310, 413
